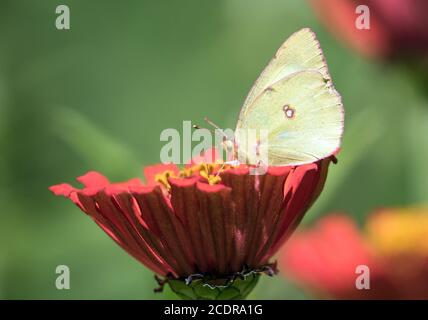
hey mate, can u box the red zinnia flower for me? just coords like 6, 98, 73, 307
280, 209, 428, 299
50, 154, 333, 299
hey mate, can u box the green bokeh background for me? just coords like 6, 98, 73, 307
0, 0, 427, 299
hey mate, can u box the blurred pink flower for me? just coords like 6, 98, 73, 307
310, 0, 428, 59
280, 208, 428, 299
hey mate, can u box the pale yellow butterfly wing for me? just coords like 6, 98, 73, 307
235, 70, 343, 166
239, 28, 331, 122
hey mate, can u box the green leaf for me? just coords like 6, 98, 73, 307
404, 105, 428, 203
51, 107, 140, 180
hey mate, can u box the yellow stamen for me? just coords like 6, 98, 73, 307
195, 162, 223, 185
199, 168, 222, 185
155, 161, 236, 190
179, 167, 194, 178
154, 170, 176, 190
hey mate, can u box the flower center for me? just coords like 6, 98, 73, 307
155, 162, 234, 189
198, 163, 222, 185
154, 170, 176, 190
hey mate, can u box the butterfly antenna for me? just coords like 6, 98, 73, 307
204, 117, 228, 139
215, 162, 226, 177
195, 118, 235, 173
192, 124, 216, 135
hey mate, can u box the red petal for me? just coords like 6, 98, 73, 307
169, 177, 210, 272
195, 181, 233, 274
266, 163, 322, 258
77, 171, 110, 188
49, 183, 76, 197
110, 190, 180, 276
131, 186, 195, 275
220, 167, 254, 270
49, 183, 83, 210
246, 168, 291, 266
143, 163, 179, 186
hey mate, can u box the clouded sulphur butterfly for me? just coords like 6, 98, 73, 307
233, 28, 344, 166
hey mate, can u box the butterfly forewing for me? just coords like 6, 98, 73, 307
239, 28, 331, 119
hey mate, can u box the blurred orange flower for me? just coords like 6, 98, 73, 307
280, 208, 428, 299
310, 0, 428, 59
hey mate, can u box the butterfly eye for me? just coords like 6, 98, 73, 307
283, 105, 295, 119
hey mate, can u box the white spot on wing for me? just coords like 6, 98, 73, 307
283, 105, 295, 119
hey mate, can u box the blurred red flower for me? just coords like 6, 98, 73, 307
50, 155, 332, 281
310, 0, 428, 59
280, 209, 428, 299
